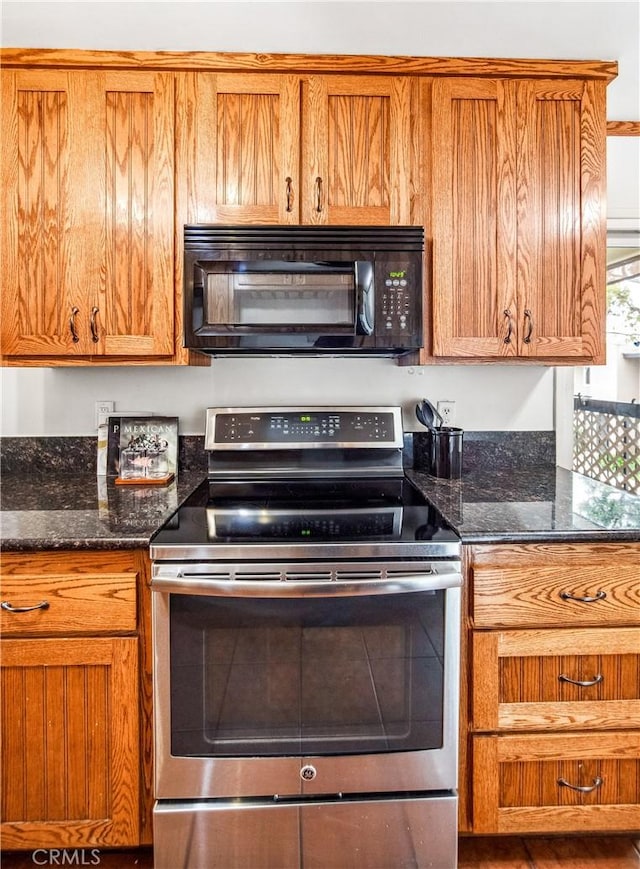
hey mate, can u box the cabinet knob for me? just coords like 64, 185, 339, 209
285, 177, 294, 213
69, 306, 80, 343
557, 775, 603, 794
1, 600, 50, 613
315, 176, 323, 213
558, 673, 603, 687
503, 309, 513, 344
523, 308, 534, 343
559, 590, 606, 603
90, 306, 100, 343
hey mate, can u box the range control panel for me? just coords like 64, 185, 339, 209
209, 407, 402, 449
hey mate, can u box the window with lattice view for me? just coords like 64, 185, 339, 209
574, 230, 640, 493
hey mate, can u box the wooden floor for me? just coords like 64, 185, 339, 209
1, 838, 640, 867
459, 836, 640, 867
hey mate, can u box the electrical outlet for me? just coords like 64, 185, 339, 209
95, 400, 115, 429
437, 400, 456, 427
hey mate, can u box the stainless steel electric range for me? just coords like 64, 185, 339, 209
150, 406, 462, 869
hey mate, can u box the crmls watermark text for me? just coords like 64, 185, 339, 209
31, 850, 101, 866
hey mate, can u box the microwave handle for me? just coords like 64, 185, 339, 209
354, 261, 374, 335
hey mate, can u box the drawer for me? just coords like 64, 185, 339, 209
472, 627, 640, 731
472, 732, 640, 834
0, 571, 137, 636
471, 543, 640, 628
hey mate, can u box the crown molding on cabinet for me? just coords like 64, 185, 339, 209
0, 47, 619, 80
607, 121, 640, 135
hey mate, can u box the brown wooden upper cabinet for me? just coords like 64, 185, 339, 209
1, 70, 175, 361
176, 73, 416, 226
430, 78, 607, 363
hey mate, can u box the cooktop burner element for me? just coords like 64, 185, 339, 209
150, 406, 460, 561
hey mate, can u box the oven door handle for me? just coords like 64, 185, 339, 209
151, 572, 462, 597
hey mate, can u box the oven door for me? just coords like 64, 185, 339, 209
152, 561, 461, 800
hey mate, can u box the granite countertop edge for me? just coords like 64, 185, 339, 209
2, 465, 640, 552
1, 470, 207, 553
406, 467, 640, 545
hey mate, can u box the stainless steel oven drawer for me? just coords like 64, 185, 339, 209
154, 793, 458, 869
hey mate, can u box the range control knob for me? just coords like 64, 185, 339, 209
300, 764, 317, 781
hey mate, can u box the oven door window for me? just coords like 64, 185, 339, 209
203, 261, 356, 328
170, 591, 445, 757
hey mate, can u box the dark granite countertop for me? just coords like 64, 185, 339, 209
3, 465, 638, 552
1, 470, 207, 551
2, 430, 639, 550
406, 466, 640, 544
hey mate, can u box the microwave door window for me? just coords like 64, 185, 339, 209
204, 262, 355, 329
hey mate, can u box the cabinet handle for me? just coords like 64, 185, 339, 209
90, 306, 100, 342
558, 673, 603, 687
503, 309, 513, 344
560, 590, 607, 603
557, 775, 603, 794
315, 176, 323, 213
69, 306, 80, 343
285, 177, 294, 212
523, 308, 534, 343
1, 600, 50, 613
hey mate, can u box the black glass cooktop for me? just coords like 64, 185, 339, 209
151, 476, 461, 554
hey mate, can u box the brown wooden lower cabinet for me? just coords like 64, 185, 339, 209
0, 550, 150, 850
1, 637, 139, 849
471, 732, 640, 834
466, 542, 640, 836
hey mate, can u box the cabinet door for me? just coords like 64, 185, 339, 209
431, 78, 606, 361
301, 75, 413, 225
432, 78, 518, 357
1, 70, 91, 356
1, 70, 175, 358
516, 80, 606, 360
97, 71, 175, 356
176, 73, 300, 225
1, 637, 139, 848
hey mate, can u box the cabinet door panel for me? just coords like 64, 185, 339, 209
177, 73, 300, 225
432, 78, 517, 356
473, 732, 640, 834
517, 80, 606, 360
1, 71, 89, 355
472, 627, 640, 731
100, 71, 175, 356
0, 570, 137, 636
302, 75, 413, 225
0, 637, 139, 848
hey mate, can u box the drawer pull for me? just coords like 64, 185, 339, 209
559, 590, 606, 603
558, 673, 603, 687
1, 600, 50, 613
557, 775, 603, 794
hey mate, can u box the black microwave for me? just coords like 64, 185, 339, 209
183, 225, 424, 356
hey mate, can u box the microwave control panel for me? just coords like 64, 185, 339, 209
378, 261, 418, 336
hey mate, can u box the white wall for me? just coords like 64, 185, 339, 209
1, 1, 639, 439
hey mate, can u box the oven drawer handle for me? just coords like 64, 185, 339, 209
152, 573, 462, 597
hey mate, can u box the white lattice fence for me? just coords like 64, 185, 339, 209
573, 398, 640, 494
